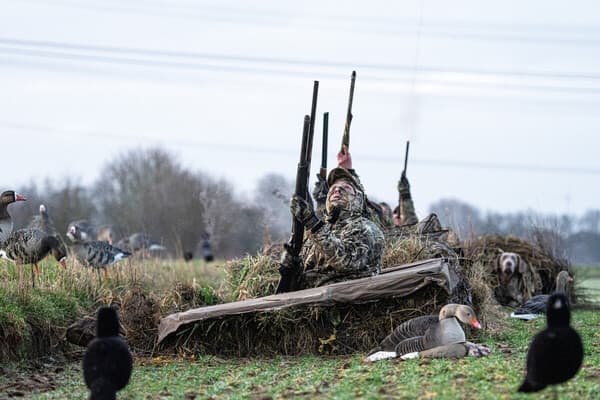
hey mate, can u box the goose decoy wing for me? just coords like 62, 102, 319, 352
374, 315, 438, 353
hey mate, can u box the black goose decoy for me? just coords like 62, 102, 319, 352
367, 304, 482, 360
512, 271, 573, 319
518, 293, 584, 393
0, 228, 67, 287
68, 226, 131, 272
83, 306, 133, 400
0, 190, 26, 244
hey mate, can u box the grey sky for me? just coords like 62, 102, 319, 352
1, 0, 599, 218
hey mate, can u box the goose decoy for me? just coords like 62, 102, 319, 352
68, 225, 131, 273
0, 228, 67, 287
116, 233, 166, 253
27, 204, 57, 236
66, 220, 96, 243
511, 271, 573, 320
83, 306, 133, 400
0, 190, 26, 244
96, 225, 122, 246
518, 293, 583, 393
366, 304, 482, 361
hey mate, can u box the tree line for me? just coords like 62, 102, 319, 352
8, 147, 599, 265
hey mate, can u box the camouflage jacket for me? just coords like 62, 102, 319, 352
300, 214, 385, 287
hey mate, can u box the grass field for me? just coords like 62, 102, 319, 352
0, 310, 596, 399
1, 260, 599, 399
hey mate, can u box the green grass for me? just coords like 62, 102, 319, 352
0, 257, 225, 361
17, 310, 600, 400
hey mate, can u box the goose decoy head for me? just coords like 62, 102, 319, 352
39, 204, 47, 215
1, 191, 26, 205
96, 306, 120, 338
556, 270, 573, 292
67, 225, 79, 242
547, 293, 571, 327
440, 304, 482, 329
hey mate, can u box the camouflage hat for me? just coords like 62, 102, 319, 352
326, 168, 364, 193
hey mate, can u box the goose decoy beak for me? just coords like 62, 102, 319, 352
59, 257, 67, 268
15, 194, 26, 201
471, 317, 482, 329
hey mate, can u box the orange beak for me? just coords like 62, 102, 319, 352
15, 194, 26, 201
59, 257, 67, 269
471, 317, 482, 329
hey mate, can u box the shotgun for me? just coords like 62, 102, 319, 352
320, 112, 329, 180
340, 71, 356, 153
276, 81, 319, 293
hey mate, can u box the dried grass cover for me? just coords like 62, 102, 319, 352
158, 232, 476, 356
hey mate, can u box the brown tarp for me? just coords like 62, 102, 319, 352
158, 258, 453, 343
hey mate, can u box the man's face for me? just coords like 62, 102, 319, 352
326, 179, 356, 211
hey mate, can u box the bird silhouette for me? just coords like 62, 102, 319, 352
518, 293, 583, 394
83, 306, 133, 400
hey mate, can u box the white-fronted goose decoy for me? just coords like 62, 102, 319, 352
0, 190, 26, 244
511, 271, 573, 320
0, 228, 67, 287
366, 304, 482, 361
68, 225, 131, 272
518, 293, 583, 393
83, 306, 133, 400
116, 233, 166, 253
96, 225, 122, 245
27, 204, 57, 236
66, 220, 96, 243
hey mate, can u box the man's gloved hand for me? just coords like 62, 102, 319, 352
312, 174, 328, 204
397, 171, 411, 197
290, 194, 324, 232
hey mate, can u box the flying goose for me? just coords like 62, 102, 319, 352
0, 190, 26, 245
68, 225, 131, 271
518, 293, 583, 393
83, 306, 133, 400
0, 228, 67, 287
511, 271, 573, 320
366, 304, 482, 361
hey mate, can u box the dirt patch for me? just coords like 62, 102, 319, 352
0, 358, 72, 399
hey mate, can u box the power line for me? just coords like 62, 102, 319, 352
3, 38, 600, 81
18, 0, 600, 47
2, 120, 599, 175
3, 41, 600, 96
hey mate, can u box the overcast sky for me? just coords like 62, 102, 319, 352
2, 0, 599, 218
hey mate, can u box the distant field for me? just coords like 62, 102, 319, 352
575, 266, 600, 303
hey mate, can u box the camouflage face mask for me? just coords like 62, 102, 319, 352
326, 179, 365, 218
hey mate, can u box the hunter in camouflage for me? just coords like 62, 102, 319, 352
286, 167, 385, 288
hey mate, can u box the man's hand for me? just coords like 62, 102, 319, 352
398, 171, 410, 194
290, 194, 324, 232
312, 174, 328, 204
337, 144, 352, 169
